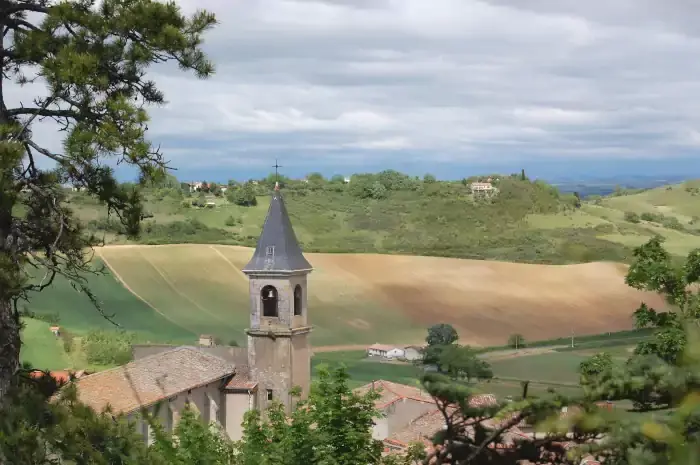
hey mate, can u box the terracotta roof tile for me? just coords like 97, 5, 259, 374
468, 393, 498, 408
354, 380, 434, 409
224, 365, 258, 390
69, 347, 235, 414
386, 409, 446, 447
30, 370, 72, 384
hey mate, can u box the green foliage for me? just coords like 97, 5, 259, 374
626, 236, 700, 364
0, 0, 217, 395
625, 211, 641, 223
60, 329, 75, 353
578, 351, 613, 388
237, 365, 384, 465
139, 219, 236, 245
439, 344, 493, 382
150, 404, 235, 465
227, 183, 258, 207
82, 329, 135, 365
0, 375, 162, 465
426, 323, 458, 346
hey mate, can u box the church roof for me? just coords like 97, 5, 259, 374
67, 347, 235, 414
242, 183, 312, 273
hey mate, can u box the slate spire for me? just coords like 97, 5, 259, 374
242, 182, 312, 274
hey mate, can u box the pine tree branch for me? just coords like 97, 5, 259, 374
2, 2, 49, 16
6, 107, 78, 118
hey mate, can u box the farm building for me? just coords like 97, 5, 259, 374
403, 345, 424, 361
367, 344, 404, 359
470, 181, 494, 193
49, 326, 60, 337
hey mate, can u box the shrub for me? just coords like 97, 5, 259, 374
624, 211, 640, 223
82, 330, 135, 365
61, 331, 75, 353
224, 215, 237, 226
227, 183, 257, 207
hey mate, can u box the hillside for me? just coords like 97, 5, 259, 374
583, 180, 700, 256
70, 173, 637, 264
23, 244, 665, 349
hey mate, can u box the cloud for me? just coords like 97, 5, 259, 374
7, 0, 700, 178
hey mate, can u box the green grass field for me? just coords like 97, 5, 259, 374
310, 349, 586, 398
26, 259, 196, 343
489, 353, 585, 385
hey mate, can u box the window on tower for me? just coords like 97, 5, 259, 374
294, 285, 303, 316
261, 285, 279, 317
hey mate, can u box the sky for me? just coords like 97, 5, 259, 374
8, 0, 700, 181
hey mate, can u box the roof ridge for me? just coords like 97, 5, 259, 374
76, 346, 234, 382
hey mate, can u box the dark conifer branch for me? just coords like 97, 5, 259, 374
0, 0, 217, 401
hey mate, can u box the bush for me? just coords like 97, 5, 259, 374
624, 211, 640, 223
61, 330, 75, 353
82, 330, 135, 366
224, 215, 237, 226
227, 183, 257, 207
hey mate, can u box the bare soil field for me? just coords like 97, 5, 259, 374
92, 244, 665, 348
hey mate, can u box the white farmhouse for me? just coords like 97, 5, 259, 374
367, 344, 405, 359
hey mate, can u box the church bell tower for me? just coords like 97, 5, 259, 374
242, 182, 313, 412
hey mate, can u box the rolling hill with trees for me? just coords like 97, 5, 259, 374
67, 170, 700, 262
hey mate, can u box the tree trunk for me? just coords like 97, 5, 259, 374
0, 297, 20, 402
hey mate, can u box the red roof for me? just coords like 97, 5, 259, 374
29, 370, 72, 384
224, 365, 258, 391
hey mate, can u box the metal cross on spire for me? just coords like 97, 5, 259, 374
273, 159, 283, 181
272, 159, 283, 191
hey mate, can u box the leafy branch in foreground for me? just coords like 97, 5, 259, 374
0, 0, 217, 400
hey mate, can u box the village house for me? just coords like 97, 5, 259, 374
470, 181, 494, 193
402, 345, 424, 361
367, 344, 405, 359
49, 325, 60, 337
66, 181, 313, 442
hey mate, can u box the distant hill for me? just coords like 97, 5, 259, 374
69, 172, 635, 265
551, 174, 691, 198
61, 173, 700, 264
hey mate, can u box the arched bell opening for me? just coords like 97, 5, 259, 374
261, 285, 279, 317
294, 285, 303, 316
